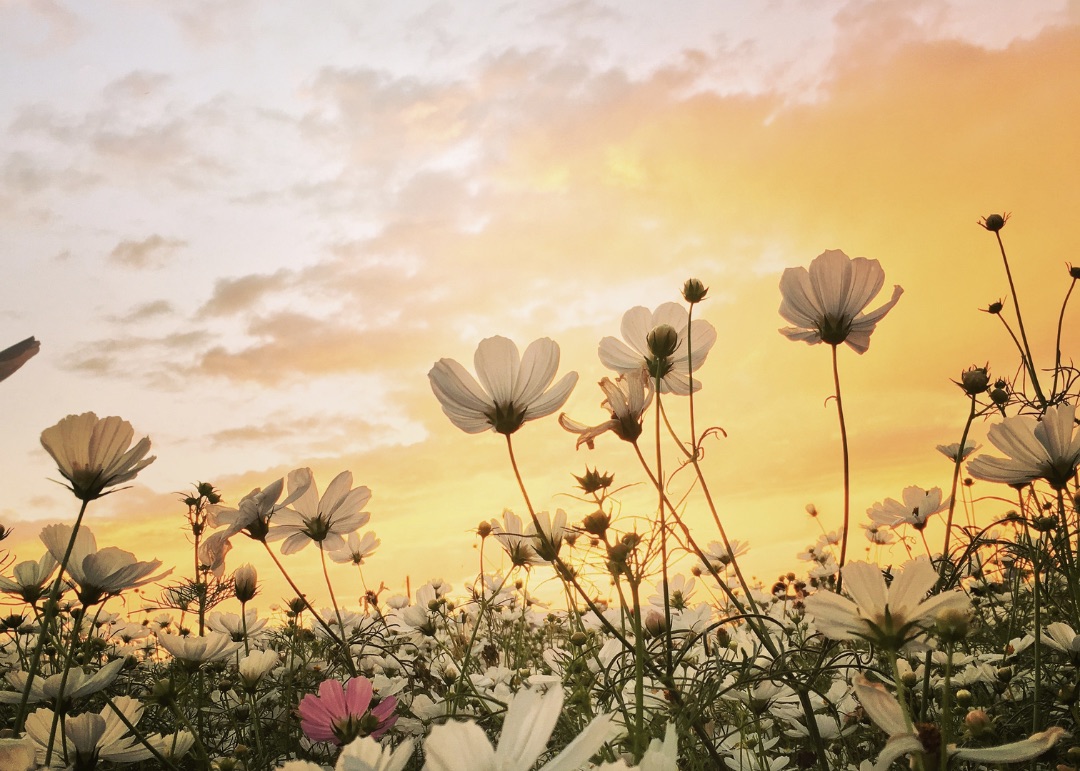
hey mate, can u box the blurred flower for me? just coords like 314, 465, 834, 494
1042, 622, 1080, 662
238, 650, 280, 689
25, 696, 194, 765
0, 336, 40, 384
233, 563, 258, 603
803, 557, 970, 650
1, 658, 125, 705
40, 524, 170, 606
277, 736, 414, 771
866, 486, 950, 531
967, 403, 1080, 490
559, 368, 653, 449
422, 686, 614, 771
936, 441, 980, 463
267, 468, 372, 555
40, 412, 155, 501
778, 249, 903, 354
328, 531, 381, 566
854, 673, 1064, 769
429, 336, 578, 435
206, 608, 267, 642
299, 676, 397, 746
0, 737, 35, 771
599, 303, 716, 395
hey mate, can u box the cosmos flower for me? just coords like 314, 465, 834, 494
25, 696, 194, 766
206, 476, 312, 547
276, 736, 414, 771
865, 486, 950, 532
157, 631, 244, 665
489, 510, 546, 568
40, 412, 155, 501
422, 686, 614, 771
1041, 622, 1080, 662
0, 736, 35, 771
935, 441, 980, 463
559, 367, 653, 449
328, 531, 381, 566
233, 563, 259, 603
854, 674, 1065, 771
299, 676, 398, 747
0, 552, 58, 604
598, 303, 716, 395
238, 650, 280, 690
40, 524, 170, 606
267, 468, 372, 555
0, 658, 125, 706
0, 336, 40, 384
967, 403, 1080, 490
802, 557, 970, 650
429, 336, 578, 435
778, 249, 903, 354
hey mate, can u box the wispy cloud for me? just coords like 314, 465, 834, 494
109, 234, 188, 269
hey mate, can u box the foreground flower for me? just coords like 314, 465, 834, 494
0, 336, 40, 383
0, 737, 35, 771
559, 368, 653, 449
429, 336, 578, 434
422, 687, 614, 771
40, 412, 155, 501
598, 303, 716, 395
802, 557, 970, 649
300, 676, 398, 746
40, 524, 170, 606
1, 658, 125, 705
854, 674, 1066, 771
778, 249, 903, 354
267, 468, 372, 555
278, 735, 414, 771
0, 552, 58, 604
26, 696, 194, 766
967, 403, 1080, 490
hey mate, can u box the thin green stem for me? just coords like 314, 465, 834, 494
994, 229, 1046, 407
830, 344, 852, 593
939, 396, 977, 587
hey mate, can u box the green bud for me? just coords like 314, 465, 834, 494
682, 278, 709, 304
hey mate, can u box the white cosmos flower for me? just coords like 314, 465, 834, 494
967, 403, 1080, 490
276, 735, 414, 771
328, 531, 381, 565
854, 674, 1066, 771
0, 552, 57, 604
267, 468, 372, 555
598, 303, 716, 395
157, 631, 243, 665
39, 412, 155, 501
866, 486, 950, 532
935, 441, 980, 463
802, 557, 969, 650
429, 336, 578, 435
422, 687, 614, 771
559, 368, 653, 448
238, 649, 280, 689
40, 524, 170, 606
778, 249, 903, 354
0, 658, 125, 705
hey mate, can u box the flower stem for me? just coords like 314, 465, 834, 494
938, 396, 977, 587
830, 344, 851, 593
994, 229, 1046, 407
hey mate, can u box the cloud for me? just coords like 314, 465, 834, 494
114, 300, 176, 323
108, 234, 187, 269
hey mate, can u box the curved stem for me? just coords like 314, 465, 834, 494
939, 396, 977, 587
1053, 277, 1076, 398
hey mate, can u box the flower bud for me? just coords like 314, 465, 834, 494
570, 631, 587, 646
990, 387, 1009, 406
935, 608, 970, 643
984, 300, 1004, 314
958, 366, 989, 396
682, 278, 709, 304
965, 709, 992, 737
955, 688, 972, 707
644, 610, 667, 637
476, 521, 492, 538
1070, 263, 1080, 280
233, 564, 258, 604
646, 324, 679, 360
574, 468, 614, 494
582, 510, 610, 537
979, 213, 1008, 232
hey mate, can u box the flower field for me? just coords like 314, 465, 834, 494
1, 215, 1079, 770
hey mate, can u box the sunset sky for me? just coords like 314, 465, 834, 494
2, 0, 1078, 614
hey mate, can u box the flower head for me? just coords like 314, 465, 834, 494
40, 413, 155, 501
328, 530, 381, 566
40, 524, 170, 606
267, 468, 372, 555
866, 486, 950, 532
559, 368, 653, 449
422, 687, 614, 771
599, 303, 716, 395
429, 336, 578, 435
967, 403, 1080, 490
778, 249, 903, 354
802, 557, 970, 650
299, 676, 397, 747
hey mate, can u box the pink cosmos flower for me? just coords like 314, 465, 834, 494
299, 676, 397, 746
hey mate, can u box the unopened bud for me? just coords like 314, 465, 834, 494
965, 709, 991, 737
958, 366, 989, 396
980, 213, 1008, 232
646, 324, 679, 360
935, 608, 970, 643
476, 521, 492, 538
682, 278, 709, 304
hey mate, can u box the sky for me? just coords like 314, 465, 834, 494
2, 0, 1079, 615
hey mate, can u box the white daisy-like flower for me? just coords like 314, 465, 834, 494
422, 686, 614, 771
935, 441, 980, 463
854, 674, 1066, 771
866, 486, 950, 532
267, 468, 372, 555
967, 403, 1080, 490
802, 557, 970, 649
778, 249, 903, 354
328, 531, 381, 566
0, 552, 57, 604
599, 303, 716, 395
276, 735, 414, 771
157, 631, 243, 665
39, 524, 170, 606
429, 336, 577, 435
559, 367, 653, 449
39, 412, 155, 501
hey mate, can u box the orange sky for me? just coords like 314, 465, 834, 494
1, 1, 1078, 616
